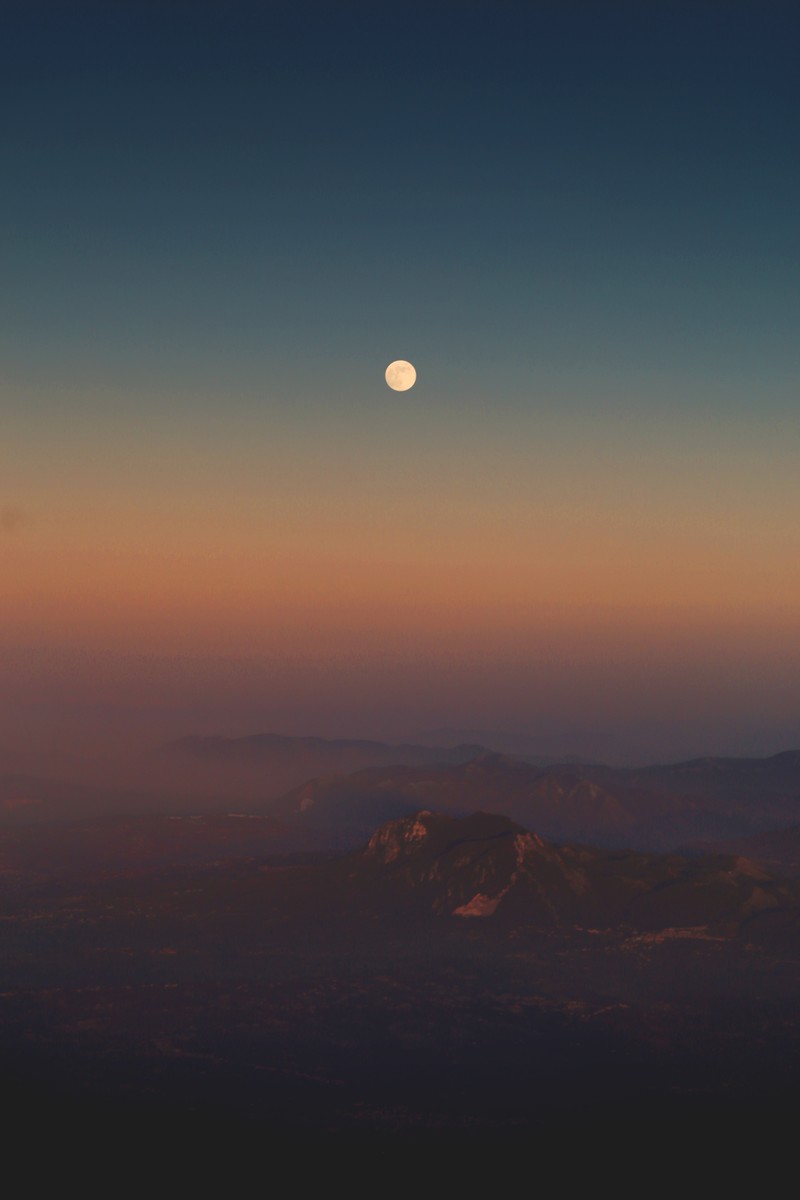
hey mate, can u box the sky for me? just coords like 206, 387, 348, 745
2, 1, 800, 767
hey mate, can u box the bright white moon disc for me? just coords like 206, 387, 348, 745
385, 360, 417, 391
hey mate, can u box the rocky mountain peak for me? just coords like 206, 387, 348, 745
365, 811, 436, 863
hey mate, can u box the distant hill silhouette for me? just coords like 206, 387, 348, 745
6, 739, 800, 851
261, 750, 800, 851
150, 733, 493, 805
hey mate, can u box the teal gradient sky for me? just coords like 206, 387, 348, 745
2, 2, 800, 765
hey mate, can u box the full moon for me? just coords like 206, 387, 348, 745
385, 359, 417, 391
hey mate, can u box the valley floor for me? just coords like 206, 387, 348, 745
2, 854, 798, 1149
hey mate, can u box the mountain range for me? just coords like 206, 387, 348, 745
4, 736, 799, 862
2, 802, 797, 1146
264, 750, 800, 851
149, 733, 496, 806
329, 810, 796, 938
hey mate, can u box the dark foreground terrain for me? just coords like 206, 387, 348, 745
1, 810, 798, 1156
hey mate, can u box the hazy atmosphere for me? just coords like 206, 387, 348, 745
3, 2, 800, 1159
3, 1, 800, 772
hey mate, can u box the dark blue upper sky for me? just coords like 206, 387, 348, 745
4, 0, 799, 415
3, 2, 800, 760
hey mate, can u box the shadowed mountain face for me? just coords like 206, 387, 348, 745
679, 825, 800, 880
334, 811, 796, 937
264, 751, 800, 851
2, 807, 793, 938
621, 750, 800, 804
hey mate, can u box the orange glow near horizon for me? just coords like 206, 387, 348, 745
4, 517, 800, 657
3, 384, 800, 760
